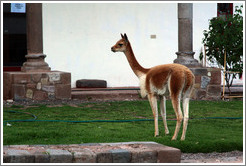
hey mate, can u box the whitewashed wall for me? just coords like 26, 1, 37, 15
43, 2, 219, 88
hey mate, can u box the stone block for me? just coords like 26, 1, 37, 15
31, 74, 42, 83
3, 72, 12, 100
60, 72, 71, 84
190, 68, 207, 76
26, 89, 34, 99
36, 82, 42, 90
110, 149, 131, 163
207, 85, 221, 96
196, 90, 207, 100
210, 70, 221, 85
131, 151, 157, 163
96, 151, 113, 163
34, 153, 50, 163
195, 75, 201, 84
33, 91, 48, 100
46, 149, 73, 163
76, 79, 107, 88
72, 148, 96, 163
157, 147, 181, 163
26, 83, 36, 89
55, 84, 71, 99
5, 149, 35, 163
12, 73, 31, 84
40, 77, 49, 85
201, 76, 211, 89
48, 73, 61, 82
193, 83, 201, 89
42, 85, 55, 93
12, 84, 26, 100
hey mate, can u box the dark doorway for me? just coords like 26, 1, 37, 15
3, 3, 27, 71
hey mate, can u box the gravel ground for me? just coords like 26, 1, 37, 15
3, 99, 244, 163
181, 151, 243, 163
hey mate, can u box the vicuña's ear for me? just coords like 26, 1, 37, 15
124, 33, 128, 42
121, 33, 124, 39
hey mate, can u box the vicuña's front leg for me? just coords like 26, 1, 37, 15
160, 96, 169, 135
148, 94, 159, 137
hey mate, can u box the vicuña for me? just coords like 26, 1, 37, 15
111, 33, 195, 140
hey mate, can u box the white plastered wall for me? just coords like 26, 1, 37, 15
43, 2, 218, 88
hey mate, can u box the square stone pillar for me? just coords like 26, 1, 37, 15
3, 3, 71, 101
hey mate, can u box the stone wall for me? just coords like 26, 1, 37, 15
190, 67, 221, 100
3, 71, 71, 101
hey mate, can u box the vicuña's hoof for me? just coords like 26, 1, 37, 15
171, 137, 177, 141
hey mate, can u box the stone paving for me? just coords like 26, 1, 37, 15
3, 142, 181, 163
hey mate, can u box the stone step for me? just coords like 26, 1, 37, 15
3, 142, 181, 163
72, 87, 144, 101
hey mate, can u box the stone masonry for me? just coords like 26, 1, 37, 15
190, 67, 221, 100
3, 142, 181, 163
3, 71, 71, 101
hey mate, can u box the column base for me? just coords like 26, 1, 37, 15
21, 54, 51, 72
174, 51, 201, 67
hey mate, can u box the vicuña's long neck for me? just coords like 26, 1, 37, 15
124, 42, 149, 78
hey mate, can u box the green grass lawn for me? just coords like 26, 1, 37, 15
3, 100, 243, 153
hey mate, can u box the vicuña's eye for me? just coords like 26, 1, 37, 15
118, 43, 123, 47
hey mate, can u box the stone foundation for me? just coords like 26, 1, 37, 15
190, 67, 221, 100
3, 142, 181, 163
3, 71, 71, 101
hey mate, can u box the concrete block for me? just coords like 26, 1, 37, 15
110, 149, 131, 163
46, 149, 73, 163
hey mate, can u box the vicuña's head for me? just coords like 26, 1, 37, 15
111, 33, 129, 53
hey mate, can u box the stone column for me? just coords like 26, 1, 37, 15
174, 3, 200, 67
21, 3, 50, 72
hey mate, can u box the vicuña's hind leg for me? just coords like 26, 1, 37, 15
160, 96, 169, 135
148, 94, 159, 137
181, 90, 191, 140
171, 95, 183, 140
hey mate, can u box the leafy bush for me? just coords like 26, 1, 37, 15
202, 5, 243, 93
